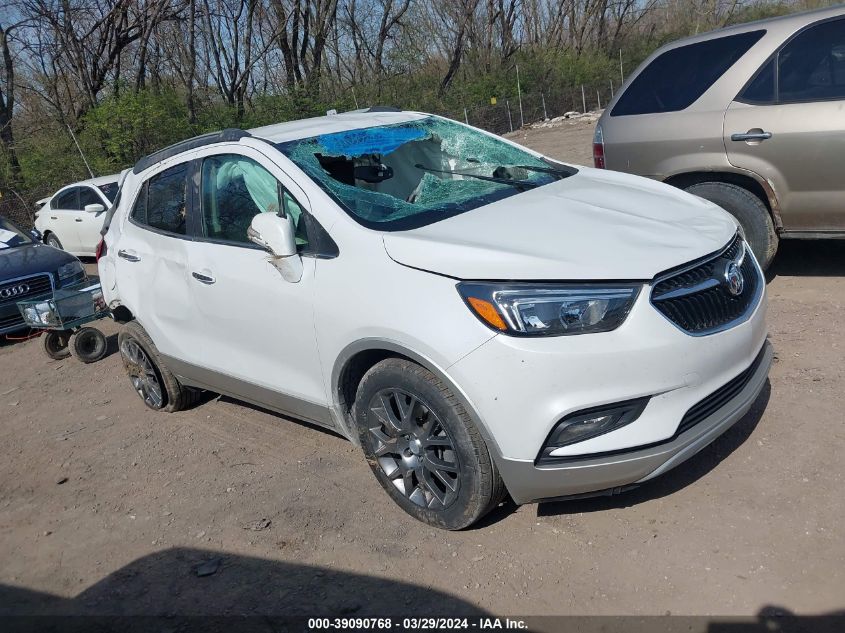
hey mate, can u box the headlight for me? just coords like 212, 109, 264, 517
57, 260, 84, 281
458, 282, 641, 336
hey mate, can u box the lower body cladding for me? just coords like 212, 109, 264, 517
446, 286, 771, 505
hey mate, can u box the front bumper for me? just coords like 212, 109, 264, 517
495, 341, 772, 503
446, 258, 770, 504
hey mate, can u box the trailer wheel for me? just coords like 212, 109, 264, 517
70, 327, 108, 363
42, 330, 71, 360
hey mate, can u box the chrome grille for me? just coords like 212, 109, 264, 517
0, 274, 53, 305
650, 235, 761, 335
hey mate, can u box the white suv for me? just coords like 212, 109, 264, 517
99, 110, 771, 529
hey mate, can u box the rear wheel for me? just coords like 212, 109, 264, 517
354, 358, 504, 530
685, 182, 778, 269
44, 233, 63, 250
118, 321, 199, 412
41, 330, 71, 360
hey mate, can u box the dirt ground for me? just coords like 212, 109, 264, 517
1, 121, 843, 619
505, 118, 597, 166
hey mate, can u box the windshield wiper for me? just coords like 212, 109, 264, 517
414, 164, 538, 191
511, 161, 575, 179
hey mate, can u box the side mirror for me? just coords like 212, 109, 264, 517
247, 212, 302, 283
30, 228, 43, 241
84, 203, 106, 214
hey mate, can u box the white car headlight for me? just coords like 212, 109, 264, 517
458, 282, 641, 336
57, 260, 84, 281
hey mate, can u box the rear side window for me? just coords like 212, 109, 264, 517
79, 187, 103, 208
740, 18, 845, 104
612, 30, 766, 116
740, 58, 775, 103
51, 188, 79, 210
130, 164, 188, 235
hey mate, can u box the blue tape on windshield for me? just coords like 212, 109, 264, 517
317, 126, 428, 157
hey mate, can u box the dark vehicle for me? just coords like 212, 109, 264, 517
0, 216, 87, 336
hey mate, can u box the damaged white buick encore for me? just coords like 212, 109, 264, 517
99, 109, 771, 529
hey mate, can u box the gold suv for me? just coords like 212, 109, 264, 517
594, 5, 845, 269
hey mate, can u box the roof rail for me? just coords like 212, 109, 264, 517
365, 105, 402, 113
345, 105, 403, 114
132, 128, 251, 174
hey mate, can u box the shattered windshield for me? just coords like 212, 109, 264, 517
277, 116, 575, 230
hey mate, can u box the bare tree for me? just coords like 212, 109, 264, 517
434, 0, 482, 95
271, 0, 339, 92
17, 0, 180, 121
0, 19, 24, 182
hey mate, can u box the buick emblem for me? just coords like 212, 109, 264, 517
0, 283, 30, 299
723, 262, 744, 296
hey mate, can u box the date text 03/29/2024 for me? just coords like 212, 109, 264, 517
307, 618, 528, 630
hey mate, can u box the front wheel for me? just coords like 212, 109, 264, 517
354, 358, 504, 530
44, 233, 63, 250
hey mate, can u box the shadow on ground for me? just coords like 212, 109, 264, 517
1, 552, 841, 633
767, 239, 845, 279
0, 548, 485, 618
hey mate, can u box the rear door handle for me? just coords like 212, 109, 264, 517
731, 131, 772, 142
191, 271, 216, 285
74, 218, 83, 222
117, 249, 140, 262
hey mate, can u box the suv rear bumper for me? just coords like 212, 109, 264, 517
496, 340, 772, 504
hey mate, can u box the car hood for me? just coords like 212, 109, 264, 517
382, 168, 738, 281
0, 243, 77, 280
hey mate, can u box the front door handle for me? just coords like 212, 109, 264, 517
192, 271, 216, 285
74, 218, 83, 222
117, 249, 140, 262
731, 131, 773, 142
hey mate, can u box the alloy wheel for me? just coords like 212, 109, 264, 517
367, 388, 461, 510
120, 338, 164, 408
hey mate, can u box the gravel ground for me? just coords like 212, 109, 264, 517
1, 121, 843, 619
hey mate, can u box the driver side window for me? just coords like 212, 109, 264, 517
200, 153, 308, 248
52, 188, 79, 211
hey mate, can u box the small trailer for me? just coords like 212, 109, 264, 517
17, 279, 110, 363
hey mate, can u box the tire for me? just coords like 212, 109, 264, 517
685, 182, 778, 270
354, 358, 505, 530
41, 330, 71, 360
69, 327, 108, 363
44, 233, 63, 250
117, 321, 200, 412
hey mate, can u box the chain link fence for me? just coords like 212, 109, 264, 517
448, 80, 615, 135
0, 186, 51, 231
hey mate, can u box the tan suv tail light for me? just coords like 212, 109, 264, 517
593, 124, 605, 169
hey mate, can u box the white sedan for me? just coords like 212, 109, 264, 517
35, 175, 120, 256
